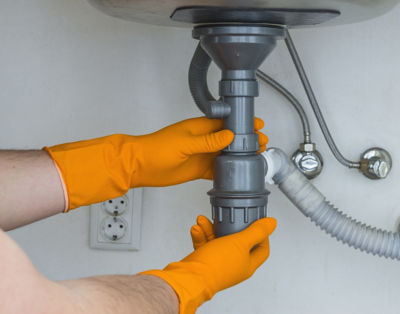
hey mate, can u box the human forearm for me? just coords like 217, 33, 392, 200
0, 228, 178, 314
0, 150, 65, 230
60, 275, 178, 314
10, 274, 178, 314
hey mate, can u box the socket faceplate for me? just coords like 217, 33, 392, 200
90, 189, 143, 251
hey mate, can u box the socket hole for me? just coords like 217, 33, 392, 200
108, 224, 112, 228
120, 225, 123, 228
108, 200, 112, 203
121, 200, 124, 204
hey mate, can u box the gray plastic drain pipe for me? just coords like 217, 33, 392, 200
189, 25, 285, 237
188, 43, 216, 116
263, 148, 400, 260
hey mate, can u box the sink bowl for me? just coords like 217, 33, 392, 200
88, 0, 399, 28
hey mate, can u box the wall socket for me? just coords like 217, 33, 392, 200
89, 188, 143, 251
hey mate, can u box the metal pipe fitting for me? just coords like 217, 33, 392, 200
292, 143, 323, 179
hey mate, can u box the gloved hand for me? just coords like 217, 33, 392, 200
44, 117, 268, 211
141, 215, 277, 314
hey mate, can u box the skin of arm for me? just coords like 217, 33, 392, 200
0, 150, 65, 230
0, 229, 179, 314
0, 151, 179, 313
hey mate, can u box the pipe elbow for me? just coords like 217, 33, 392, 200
188, 44, 230, 119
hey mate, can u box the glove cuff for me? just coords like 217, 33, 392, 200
43, 134, 139, 210
44, 147, 69, 212
139, 269, 212, 314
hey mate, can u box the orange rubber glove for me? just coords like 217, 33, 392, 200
44, 117, 268, 211
141, 215, 277, 314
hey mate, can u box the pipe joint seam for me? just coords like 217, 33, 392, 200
219, 80, 259, 97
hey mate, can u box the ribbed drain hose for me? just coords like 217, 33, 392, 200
263, 148, 400, 260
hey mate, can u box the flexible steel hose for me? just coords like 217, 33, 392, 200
285, 30, 360, 169
256, 70, 311, 143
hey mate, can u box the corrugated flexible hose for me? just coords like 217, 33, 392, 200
264, 148, 400, 260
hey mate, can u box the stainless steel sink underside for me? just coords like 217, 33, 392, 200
88, 0, 400, 27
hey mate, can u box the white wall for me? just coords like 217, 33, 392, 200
2, 1, 400, 313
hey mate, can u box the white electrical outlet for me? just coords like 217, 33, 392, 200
90, 188, 143, 251
103, 195, 129, 216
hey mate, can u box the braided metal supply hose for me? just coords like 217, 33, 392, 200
263, 148, 400, 259
256, 70, 311, 144
285, 30, 360, 169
